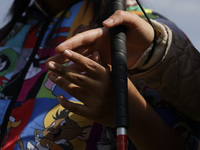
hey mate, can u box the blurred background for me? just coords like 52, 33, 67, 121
0, 0, 199, 50
142, 0, 200, 51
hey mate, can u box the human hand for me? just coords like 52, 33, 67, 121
45, 48, 187, 150
48, 10, 157, 68
46, 50, 115, 127
46, 48, 149, 129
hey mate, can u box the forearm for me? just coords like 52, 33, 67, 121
128, 20, 168, 71
127, 80, 186, 150
128, 21, 200, 122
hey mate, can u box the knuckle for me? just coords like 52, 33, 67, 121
56, 77, 65, 87
76, 33, 86, 45
86, 60, 97, 70
115, 10, 124, 16
68, 105, 79, 114
70, 88, 77, 96
53, 64, 66, 76
71, 74, 84, 84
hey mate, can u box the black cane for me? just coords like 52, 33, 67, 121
109, 0, 129, 150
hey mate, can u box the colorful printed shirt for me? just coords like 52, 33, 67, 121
0, 0, 199, 150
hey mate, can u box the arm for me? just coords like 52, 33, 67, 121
129, 21, 200, 122
46, 50, 186, 150
49, 10, 200, 122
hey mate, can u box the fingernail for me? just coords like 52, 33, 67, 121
64, 50, 72, 57
103, 18, 114, 25
48, 62, 56, 69
57, 95, 64, 100
93, 51, 100, 62
50, 73, 57, 82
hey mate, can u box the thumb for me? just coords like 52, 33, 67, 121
102, 10, 144, 29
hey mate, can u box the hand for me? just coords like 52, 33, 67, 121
46, 50, 115, 127
46, 50, 186, 150
46, 49, 150, 129
47, 10, 157, 68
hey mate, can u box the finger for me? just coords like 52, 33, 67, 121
65, 52, 101, 77
47, 62, 100, 92
46, 45, 92, 64
91, 51, 101, 64
62, 50, 106, 79
66, 51, 109, 74
57, 95, 90, 118
103, 10, 155, 45
91, 51, 110, 70
66, 53, 94, 72
55, 27, 108, 54
103, 10, 145, 29
47, 71, 94, 101
47, 56, 87, 74
65, 61, 84, 73
46, 53, 69, 67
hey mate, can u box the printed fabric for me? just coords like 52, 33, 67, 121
0, 0, 199, 150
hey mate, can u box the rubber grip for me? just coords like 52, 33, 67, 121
110, 0, 129, 129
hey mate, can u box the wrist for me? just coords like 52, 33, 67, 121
128, 20, 168, 71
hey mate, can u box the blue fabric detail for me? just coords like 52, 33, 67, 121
5, 25, 32, 47
0, 99, 11, 125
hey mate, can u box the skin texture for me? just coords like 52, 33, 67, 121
46, 50, 186, 150
46, 10, 186, 150
48, 10, 159, 68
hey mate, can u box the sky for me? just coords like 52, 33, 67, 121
142, 0, 200, 50
0, 0, 199, 50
